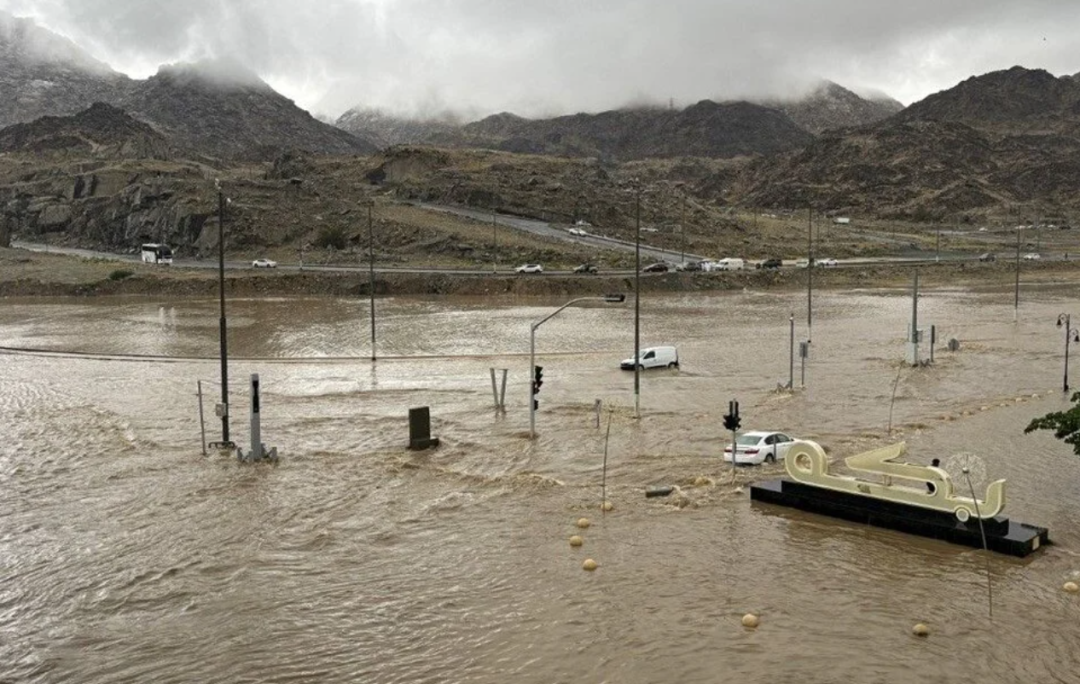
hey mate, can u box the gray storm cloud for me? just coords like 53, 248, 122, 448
2, 0, 1080, 119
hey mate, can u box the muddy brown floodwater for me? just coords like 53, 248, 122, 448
2, 282, 1080, 683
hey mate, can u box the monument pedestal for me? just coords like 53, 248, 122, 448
750, 478, 1049, 558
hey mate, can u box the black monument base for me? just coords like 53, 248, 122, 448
749, 478, 1049, 558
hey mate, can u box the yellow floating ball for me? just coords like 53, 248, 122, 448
912, 623, 930, 637
1064, 581, 1079, 593
582, 558, 598, 571
569, 535, 584, 547
601, 501, 614, 512
576, 518, 591, 529
741, 613, 759, 629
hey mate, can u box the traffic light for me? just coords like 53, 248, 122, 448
723, 400, 741, 431
534, 365, 544, 392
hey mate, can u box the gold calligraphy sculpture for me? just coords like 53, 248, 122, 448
784, 441, 1005, 520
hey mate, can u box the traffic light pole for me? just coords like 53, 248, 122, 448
528, 295, 626, 438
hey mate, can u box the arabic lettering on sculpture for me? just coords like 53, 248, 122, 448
783, 440, 1006, 520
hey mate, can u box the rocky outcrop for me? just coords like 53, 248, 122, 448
0, 102, 172, 159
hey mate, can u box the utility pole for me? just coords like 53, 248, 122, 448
807, 206, 813, 342
788, 313, 795, 389
681, 192, 687, 265
492, 196, 497, 274
368, 202, 376, 362
635, 184, 641, 418
217, 188, 230, 445
1015, 219, 1021, 323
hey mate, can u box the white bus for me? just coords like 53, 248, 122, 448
141, 243, 173, 265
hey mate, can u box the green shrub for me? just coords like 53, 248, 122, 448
108, 269, 134, 281
313, 225, 347, 250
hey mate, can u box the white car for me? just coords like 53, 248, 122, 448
568, 228, 587, 237
252, 258, 277, 268
819, 258, 838, 267
1023, 253, 1041, 261
722, 431, 796, 465
515, 263, 543, 274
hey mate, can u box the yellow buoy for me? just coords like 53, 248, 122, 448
582, 558, 598, 571
1064, 581, 1079, 593
601, 501, 614, 512
912, 623, 930, 637
741, 613, 759, 629
576, 517, 591, 529
569, 535, 584, 547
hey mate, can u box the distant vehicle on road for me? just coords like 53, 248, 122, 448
1023, 253, 1041, 261
620, 346, 679, 370
568, 228, 587, 236
573, 263, 598, 274
723, 431, 797, 465
979, 252, 996, 262
252, 258, 278, 268
643, 262, 670, 273
708, 258, 745, 271
141, 243, 173, 265
515, 263, 544, 274
818, 257, 838, 267
676, 261, 703, 272
758, 258, 782, 269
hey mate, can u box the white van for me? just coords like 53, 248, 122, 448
621, 346, 679, 370
713, 258, 745, 271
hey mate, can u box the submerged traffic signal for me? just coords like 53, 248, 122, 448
723, 399, 741, 431
534, 365, 544, 392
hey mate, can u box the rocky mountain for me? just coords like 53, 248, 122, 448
335, 107, 461, 148
0, 102, 171, 159
117, 61, 378, 160
729, 66, 1080, 220
896, 66, 1080, 135
764, 80, 904, 134
0, 10, 134, 129
1, 13, 377, 159
414, 100, 815, 161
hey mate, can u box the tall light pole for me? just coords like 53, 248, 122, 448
788, 313, 795, 389
635, 184, 642, 418
492, 195, 498, 274
807, 205, 813, 342
529, 294, 626, 438
368, 202, 376, 362
1056, 314, 1079, 393
216, 186, 231, 446
1014, 221, 1021, 322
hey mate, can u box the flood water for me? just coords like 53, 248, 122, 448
2, 282, 1080, 683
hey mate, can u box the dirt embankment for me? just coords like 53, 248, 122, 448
3, 247, 1079, 298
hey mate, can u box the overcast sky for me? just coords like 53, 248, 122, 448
3, 0, 1080, 121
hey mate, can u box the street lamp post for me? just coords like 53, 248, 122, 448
807, 206, 813, 342
788, 313, 795, 389
529, 294, 626, 438
367, 203, 375, 363
215, 186, 232, 447
1056, 314, 1079, 393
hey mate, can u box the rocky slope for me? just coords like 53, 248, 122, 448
0, 10, 134, 128
764, 80, 904, 134
0, 102, 172, 159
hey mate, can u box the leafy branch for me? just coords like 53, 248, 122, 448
1024, 391, 1080, 455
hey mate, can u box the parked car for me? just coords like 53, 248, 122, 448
795, 258, 811, 268
620, 346, 679, 370
758, 258, 783, 269
709, 258, 745, 271
573, 263, 599, 274
676, 261, 703, 272
515, 263, 544, 274
978, 252, 996, 262
818, 257, 838, 267
643, 262, 670, 273
252, 258, 278, 268
722, 431, 797, 465
568, 228, 587, 236
1023, 253, 1041, 261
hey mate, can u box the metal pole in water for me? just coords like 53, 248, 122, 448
217, 189, 230, 445
963, 468, 994, 619
788, 313, 795, 389
368, 203, 376, 363
807, 206, 813, 341
197, 380, 206, 456
634, 185, 641, 418
249, 373, 262, 461
529, 326, 537, 438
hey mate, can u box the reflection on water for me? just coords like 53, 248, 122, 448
1, 285, 1080, 683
